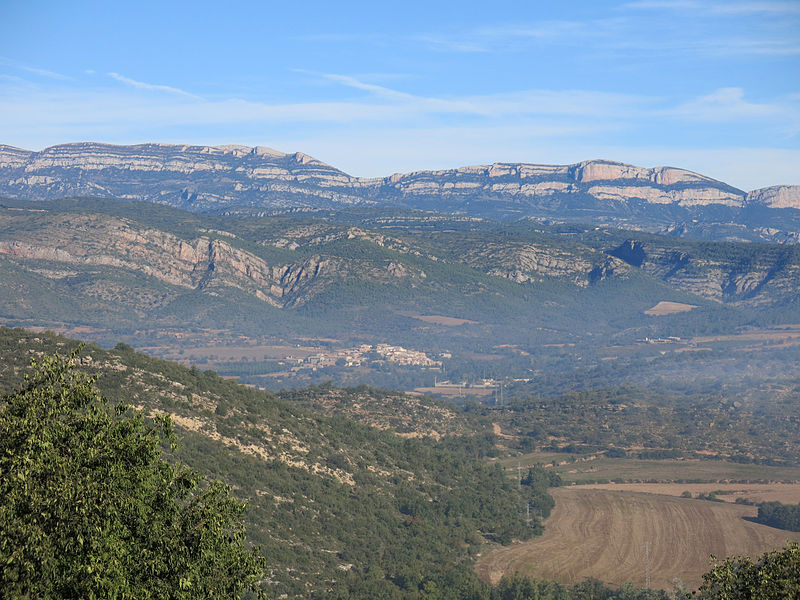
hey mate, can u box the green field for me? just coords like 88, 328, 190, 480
498, 452, 800, 484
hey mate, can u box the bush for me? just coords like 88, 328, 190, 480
0, 350, 266, 599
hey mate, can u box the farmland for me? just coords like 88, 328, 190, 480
496, 453, 800, 485
475, 488, 800, 591
579, 482, 800, 504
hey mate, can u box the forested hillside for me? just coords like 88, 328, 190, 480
4, 325, 798, 597
0, 327, 545, 597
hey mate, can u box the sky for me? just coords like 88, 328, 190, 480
0, 0, 798, 191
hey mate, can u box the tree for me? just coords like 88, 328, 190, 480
695, 542, 800, 600
0, 349, 266, 599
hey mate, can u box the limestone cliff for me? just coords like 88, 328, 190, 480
376, 159, 745, 210
0, 211, 427, 310
0, 144, 748, 212
746, 185, 800, 210
607, 239, 800, 306
2, 143, 797, 242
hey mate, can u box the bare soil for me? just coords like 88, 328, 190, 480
407, 314, 479, 326
475, 488, 800, 591
579, 482, 800, 504
644, 301, 697, 316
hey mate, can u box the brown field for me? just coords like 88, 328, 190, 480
692, 324, 800, 345
141, 344, 321, 362
476, 488, 800, 591
407, 314, 479, 326
518, 454, 800, 485
414, 386, 494, 398
579, 482, 800, 504
644, 301, 698, 316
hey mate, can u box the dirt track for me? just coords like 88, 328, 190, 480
475, 488, 800, 591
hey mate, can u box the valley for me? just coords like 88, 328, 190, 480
2, 196, 800, 398
3, 324, 800, 598
1, 144, 799, 598
4, 0, 799, 593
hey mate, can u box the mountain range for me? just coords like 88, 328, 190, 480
1, 142, 799, 393
2, 142, 799, 243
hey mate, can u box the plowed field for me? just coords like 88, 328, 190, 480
476, 488, 800, 591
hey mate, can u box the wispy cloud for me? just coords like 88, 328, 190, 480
673, 87, 782, 118
0, 57, 72, 80
299, 72, 657, 120
412, 20, 610, 54
108, 72, 202, 99
0, 73, 796, 187
403, 6, 799, 59
671, 87, 800, 136
296, 70, 417, 101
1, 73, 793, 133
622, 1, 800, 14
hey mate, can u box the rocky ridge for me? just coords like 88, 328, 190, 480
0, 142, 369, 212
607, 238, 800, 306
746, 185, 800, 210
2, 144, 798, 240
376, 160, 748, 209
0, 211, 428, 310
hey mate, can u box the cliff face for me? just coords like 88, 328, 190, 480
746, 185, 800, 210
0, 211, 429, 311
607, 239, 800, 306
0, 143, 368, 212
2, 143, 798, 242
375, 159, 746, 210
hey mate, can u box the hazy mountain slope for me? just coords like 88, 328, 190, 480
0, 198, 704, 345
2, 142, 799, 242
3, 197, 800, 396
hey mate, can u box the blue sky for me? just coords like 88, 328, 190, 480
1, 0, 798, 190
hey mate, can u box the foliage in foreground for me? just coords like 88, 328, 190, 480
694, 542, 800, 600
0, 349, 265, 599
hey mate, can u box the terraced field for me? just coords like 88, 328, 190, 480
476, 488, 800, 591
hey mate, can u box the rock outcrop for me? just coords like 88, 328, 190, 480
0, 143, 368, 212
746, 185, 800, 210
608, 238, 800, 306
377, 159, 745, 210
2, 143, 797, 242
0, 212, 428, 310
0, 144, 749, 213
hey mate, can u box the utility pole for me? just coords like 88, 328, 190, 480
644, 540, 651, 589
517, 461, 522, 487
526, 502, 531, 525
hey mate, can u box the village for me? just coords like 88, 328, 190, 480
287, 343, 443, 371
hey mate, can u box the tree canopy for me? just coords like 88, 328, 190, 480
0, 349, 265, 599
695, 542, 800, 600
